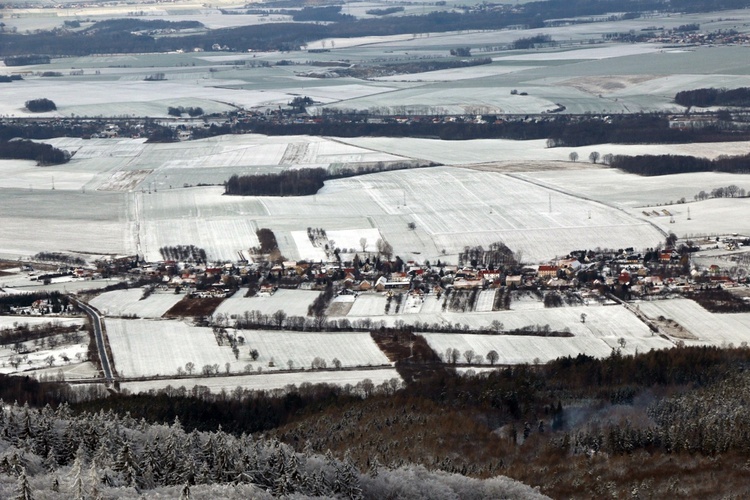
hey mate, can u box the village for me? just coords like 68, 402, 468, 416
5, 230, 748, 323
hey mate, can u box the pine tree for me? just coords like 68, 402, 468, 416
69, 444, 86, 500
114, 440, 139, 488
14, 467, 34, 500
89, 463, 103, 500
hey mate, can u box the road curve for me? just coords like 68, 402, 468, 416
74, 299, 114, 383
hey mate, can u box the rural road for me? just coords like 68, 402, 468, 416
75, 299, 115, 384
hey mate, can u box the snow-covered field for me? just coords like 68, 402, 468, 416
638, 298, 750, 346
214, 289, 319, 318
0, 336, 90, 377
422, 333, 614, 364
89, 289, 185, 318
421, 302, 675, 364
522, 168, 750, 208
121, 367, 402, 394
132, 166, 663, 264
337, 137, 750, 166
105, 318, 391, 377
0, 316, 83, 329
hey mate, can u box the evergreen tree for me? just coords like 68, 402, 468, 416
69, 444, 86, 500
14, 467, 34, 500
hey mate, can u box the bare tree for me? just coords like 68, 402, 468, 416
486, 350, 499, 365
272, 309, 287, 329
185, 361, 195, 375
490, 320, 504, 333
568, 151, 579, 162
359, 237, 368, 252
332, 358, 342, 369
588, 151, 600, 164
376, 238, 393, 261
463, 349, 475, 364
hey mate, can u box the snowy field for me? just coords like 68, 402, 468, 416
627, 197, 750, 239
522, 169, 750, 209
422, 333, 614, 364
20, 135, 409, 194
421, 304, 675, 364
121, 367, 402, 394
0, 316, 83, 329
337, 137, 750, 166
0, 336, 89, 377
638, 298, 750, 346
214, 289, 319, 319
345, 298, 668, 348
0, 189, 135, 260
105, 318, 391, 378
89, 289, 185, 318
132, 166, 664, 263
7, 136, 747, 263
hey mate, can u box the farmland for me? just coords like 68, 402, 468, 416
120, 367, 401, 394
104, 318, 392, 378
0, 0, 748, 392
638, 298, 750, 347
89, 288, 184, 318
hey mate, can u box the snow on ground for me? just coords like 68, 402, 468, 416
337, 137, 750, 166
347, 294, 387, 316
327, 228, 383, 253
106, 318, 391, 378
238, 330, 392, 370
627, 197, 750, 239
0, 316, 83, 329
496, 44, 663, 61
0, 338, 89, 376
121, 367, 402, 394
0, 189, 135, 260
422, 333, 614, 364
374, 64, 539, 82
290, 231, 328, 261
522, 168, 750, 209
0, 79, 288, 118
28, 361, 100, 381
214, 289, 319, 319
89, 289, 185, 318
638, 298, 750, 346
134, 166, 663, 264
474, 290, 497, 312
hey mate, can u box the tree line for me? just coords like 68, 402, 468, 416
610, 152, 750, 175
675, 86, 750, 107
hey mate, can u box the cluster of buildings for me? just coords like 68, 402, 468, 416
78, 236, 749, 303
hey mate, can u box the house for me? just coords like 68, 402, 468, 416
537, 265, 559, 278
505, 275, 522, 287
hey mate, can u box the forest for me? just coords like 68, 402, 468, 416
0, 344, 748, 497
0, 139, 71, 165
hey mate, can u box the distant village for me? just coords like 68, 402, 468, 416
10, 232, 749, 319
